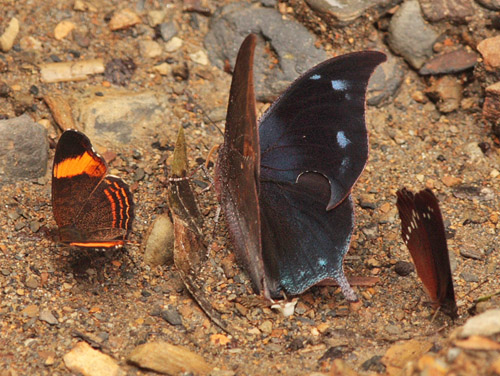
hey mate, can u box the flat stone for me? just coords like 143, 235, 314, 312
127, 341, 213, 375
477, 36, 500, 71
205, 2, 327, 101
39, 309, 58, 325
419, 48, 478, 75
304, 0, 400, 25
165, 36, 183, 52
64, 342, 123, 376
387, 0, 438, 69
76, 89, 166, 147
0, 114, 48, 181
419, 0, 475, 23
143, 214, 174, 266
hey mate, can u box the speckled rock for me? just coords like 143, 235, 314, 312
419, 0, 475, 23
0, 114, 48, 181
387, 0, 439, 69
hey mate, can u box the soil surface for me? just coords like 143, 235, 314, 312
0, 1, 499, 375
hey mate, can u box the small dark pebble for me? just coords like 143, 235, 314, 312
161, 307, 183, 326
0, 82, 11, 97
318, 346, 345, 362
361, 355, 386, 372
104, 58, 137, 86
437, 154, 446, 162
29, 85, 39, 96
12, 44, 21, 52
50, 54, 61, 62
141, 289, 151, 297
287, 337, 305, 351
394, 261, 414, 276
478, 142, 490, 154
68, 49, 81, 58
95, 92, 104, 97
172, 62, 189, 81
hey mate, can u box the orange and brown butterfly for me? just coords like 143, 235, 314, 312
52, 129, 134, 248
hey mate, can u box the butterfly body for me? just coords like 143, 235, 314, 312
216, 34, 386, 299
52, 130, 134, 248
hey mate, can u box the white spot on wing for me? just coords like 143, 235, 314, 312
310, 74, 321, 80
337, 131, 351, 148
331, 79, 348, 91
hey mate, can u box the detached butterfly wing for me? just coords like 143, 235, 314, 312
396, 188, 457, 318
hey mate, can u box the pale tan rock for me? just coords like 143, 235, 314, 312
189, 50, 208, 65
143, 214, 174, 266
0, 17, 20, 52
147, 10, 166, 27
54, 20, 76, 40
165, 36, 182, 52
478, 36, 500, 71
139, 40, 162, 58
64, 342, 123, 376
109, 8, 141, 31
127, 341, 213, 375
40, 59, 105, 83
153, 62, 171, 76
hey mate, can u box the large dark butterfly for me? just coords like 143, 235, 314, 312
52, 129, 134, 248
215, 34, 386, 300
396, 188, 458, 318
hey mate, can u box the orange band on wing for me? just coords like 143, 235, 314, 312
54, 151, 106, 178
69, 241, 124, 248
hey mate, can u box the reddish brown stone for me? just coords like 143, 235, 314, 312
483, 82, 500, 122
419, 48, 478, 75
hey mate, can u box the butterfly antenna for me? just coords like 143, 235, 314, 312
184, 89, 224, 136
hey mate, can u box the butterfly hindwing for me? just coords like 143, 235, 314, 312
260, 172, 355, 299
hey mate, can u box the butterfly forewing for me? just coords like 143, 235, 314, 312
396, 188, 457, 317
259, 51, 387, 210
215, 34, 268, 296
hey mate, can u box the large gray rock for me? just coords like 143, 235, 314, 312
305, 0, 400, 25
205, 2, 327, 101
0, 114, 48, 181
387, 0, 439, 69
